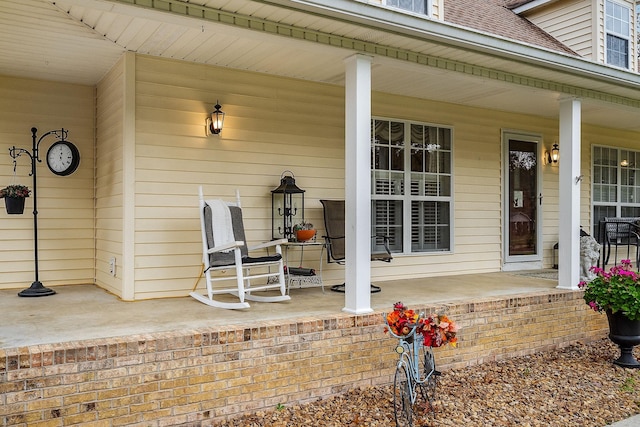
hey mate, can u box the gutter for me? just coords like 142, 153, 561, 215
260, 0, 640, 92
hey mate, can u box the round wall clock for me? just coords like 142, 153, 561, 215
46, 141, 80, 176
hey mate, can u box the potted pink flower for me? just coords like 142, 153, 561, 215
579, 260, 640, 368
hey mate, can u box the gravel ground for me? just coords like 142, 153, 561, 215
213, 339, 640, 427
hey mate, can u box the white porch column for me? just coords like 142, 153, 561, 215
343, 54, 373, 314
557, 97, 581, 290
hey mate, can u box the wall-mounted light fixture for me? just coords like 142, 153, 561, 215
205, 101, 225, 135
546, 143, 559, 164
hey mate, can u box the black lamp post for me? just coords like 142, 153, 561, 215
271, 171, 305, 241
9, 127, 72, 297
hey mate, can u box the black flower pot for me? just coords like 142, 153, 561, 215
606, 310, 640, 369
4, 197, 25, 215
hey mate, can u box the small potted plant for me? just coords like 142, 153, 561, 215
0, 184, 31, 214
293, 221, 316, 242
579, 259, 640, 368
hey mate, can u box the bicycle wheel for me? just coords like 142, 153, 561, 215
417, 346, 438, 412
393, 363, 413, 427
424, 348, 440, 411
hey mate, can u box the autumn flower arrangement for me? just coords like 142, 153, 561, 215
579, 259, 640, 321
0, 184, 31, 198
384, 302, 458, 348
293, 221, 314, 231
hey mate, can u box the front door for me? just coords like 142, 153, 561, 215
503, 131, 543, 269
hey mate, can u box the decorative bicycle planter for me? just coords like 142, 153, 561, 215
384, 302, 458, 427
385, 320, 438, 427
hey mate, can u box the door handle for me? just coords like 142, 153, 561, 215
539, 193, 543, 205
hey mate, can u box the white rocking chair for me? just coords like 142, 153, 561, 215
190, 187, 291, 309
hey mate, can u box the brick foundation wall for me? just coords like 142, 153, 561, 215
0, 290, 608, 426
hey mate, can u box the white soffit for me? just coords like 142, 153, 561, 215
0, 0, 125, 85
1, 0, 640, 130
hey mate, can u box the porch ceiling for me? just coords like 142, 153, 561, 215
3, 0, 640, 131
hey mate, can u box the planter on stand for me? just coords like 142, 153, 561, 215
4, 196, 25, 214
295, 229, 316, 242
606, 310, 640, 368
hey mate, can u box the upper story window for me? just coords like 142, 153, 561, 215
605, 0, 630, 69
382, 0, 430, 16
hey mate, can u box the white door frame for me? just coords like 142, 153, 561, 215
502, 130, 544, 271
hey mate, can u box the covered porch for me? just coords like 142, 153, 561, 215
1, 272, 610, 425
2, 1, 640, 314
2, 270, 563, 348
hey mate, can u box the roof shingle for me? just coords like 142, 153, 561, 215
444, 0, 577, 56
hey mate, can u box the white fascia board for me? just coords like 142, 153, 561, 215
267, 0, 640, 90
512, 0, 560, 14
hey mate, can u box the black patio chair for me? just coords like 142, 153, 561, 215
601, 217, 640, 268
320, 199, 392, 293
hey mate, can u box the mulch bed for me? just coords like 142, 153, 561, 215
213, 338, 640, 427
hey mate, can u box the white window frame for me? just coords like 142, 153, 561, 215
371, 117, 454, 255
605, 0, 631, 69
591, 144, 640, 238
377, 0, 432, 17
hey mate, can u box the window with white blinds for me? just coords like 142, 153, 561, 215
372, 119, 452, 253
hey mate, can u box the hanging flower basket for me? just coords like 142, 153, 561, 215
1, 185, 30, 215
4, 197, 25, 214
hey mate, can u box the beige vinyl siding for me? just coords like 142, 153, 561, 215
595, 0, 605, 63
95, 56, 126, 297
132, 55, 346, 299
129, 55, 562, 298
0, 76, 95, 290
526, 0, 637, 72
433, 0, 443, 19
4, 54, 636, 300
542, 162, 560, 267
369, 94, 563, 281
522, 0, 594, 58
130, 55, 619, 298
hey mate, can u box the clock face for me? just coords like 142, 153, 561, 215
46, 141, 80, 176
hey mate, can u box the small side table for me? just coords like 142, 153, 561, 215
283, 241, 325, 293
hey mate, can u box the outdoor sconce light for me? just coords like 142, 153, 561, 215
206, 101, 225, 135
271, 171, 305, 241
546, 143, 559, 164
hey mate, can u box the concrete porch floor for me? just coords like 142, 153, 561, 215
0, 270, 561, 349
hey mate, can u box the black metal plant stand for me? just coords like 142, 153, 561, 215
9, 127, 69, 297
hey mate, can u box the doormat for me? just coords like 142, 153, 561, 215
511, 270, 559, 281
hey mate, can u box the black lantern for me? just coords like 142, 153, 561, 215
547, 143, 559, 164
271, 171, 305, 241
206, 101, 225, 135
